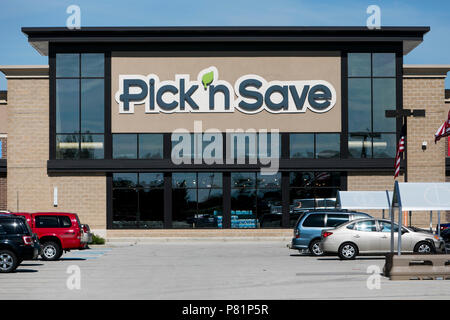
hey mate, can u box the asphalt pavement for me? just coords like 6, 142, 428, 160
1, 241, 449, 299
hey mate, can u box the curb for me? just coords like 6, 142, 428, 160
104, 236, 292, 245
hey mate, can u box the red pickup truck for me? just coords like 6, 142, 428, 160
5, 212, 88, 260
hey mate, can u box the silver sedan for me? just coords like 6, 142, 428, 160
320, 218, 445, 259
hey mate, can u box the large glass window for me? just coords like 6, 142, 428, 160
172, 172, 223, 228
228, 133, 281, 160
347, 52, 396, 158
231, 172, 281, 228
113, 133, 163, 159
112, 173, 164, 228
289, 172, 341, 227
290, 134, 340, 159
290, 134, 314, 158
316, 134, 340, 158
55, 53, 105, 159
113, 134, 137, 159
139, 134, 164, 159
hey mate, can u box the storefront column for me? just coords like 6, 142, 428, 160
164, 172, 172, 228
222, 172, 231, 228
281, 171, 290, 228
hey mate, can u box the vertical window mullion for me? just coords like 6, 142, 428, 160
313, 133, 316, 159
370, 53, 374, 158
78, 54, 82, 158
137, 134, 139, 159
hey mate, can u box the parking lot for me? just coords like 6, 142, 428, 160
1, 241, 449, 299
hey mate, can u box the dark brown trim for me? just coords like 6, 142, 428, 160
47, 158, 397, 173
0, 159, 6, 173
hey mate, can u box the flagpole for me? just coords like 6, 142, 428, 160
403, 115, 407, 183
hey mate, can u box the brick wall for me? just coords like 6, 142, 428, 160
7, 77, 107, 229
347, 75, 449, 228
347, 173, 403, 219
403, 77, 446, 183
403, 76, 448, 227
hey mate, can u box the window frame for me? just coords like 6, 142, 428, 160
51, 48, 110, 161
112, 172, 165, 229
345, 51, 399, 159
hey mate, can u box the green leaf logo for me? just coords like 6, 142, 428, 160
202, 71, 214, 90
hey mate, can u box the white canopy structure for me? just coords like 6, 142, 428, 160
390, 181, 450, 255
337, 190, 392, 210
336, 190, 392, 219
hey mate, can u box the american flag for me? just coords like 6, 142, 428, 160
394, 125, 406, 179
434, 110, 450, 143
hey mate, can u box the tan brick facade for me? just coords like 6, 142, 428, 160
6, 76, 106, 230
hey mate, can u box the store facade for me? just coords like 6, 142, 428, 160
1, 27, 449, 237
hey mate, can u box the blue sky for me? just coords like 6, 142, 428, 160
1, 0, 449, 89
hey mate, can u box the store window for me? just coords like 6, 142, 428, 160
347, 52, 396, 158
228, 133, 281, 160
172, 172, 223, 228
112, 173, 164, 228
290, 134, 340, 159
231, 172, 282, 228
113, 133, 163, 159
55, 53, 105, 159
289, 172, 341, 227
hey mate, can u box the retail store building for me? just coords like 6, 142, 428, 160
0, 27, 449, 237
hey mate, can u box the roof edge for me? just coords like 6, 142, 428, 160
403, 64, 450, 77
0, 65, 49, 78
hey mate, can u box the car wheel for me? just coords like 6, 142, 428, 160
338, 243, 358, 260
41, 241, 62, 261
414, 241, 435, 254
309, 239, 324, 256
0, 250, 18, 273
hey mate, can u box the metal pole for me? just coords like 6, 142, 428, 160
409, 211, 412, 227
382, 209, 385, 219
390, 205, 394, 253
438, 211, 441, 238
403, 116, 408, 183
398, 207, 402, 255
429, 211, 433, 233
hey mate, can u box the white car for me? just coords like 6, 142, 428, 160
320, 218, 445, 260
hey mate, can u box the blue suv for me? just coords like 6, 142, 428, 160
291, 210, 372, 256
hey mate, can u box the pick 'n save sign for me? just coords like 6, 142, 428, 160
115, 66, 337, 114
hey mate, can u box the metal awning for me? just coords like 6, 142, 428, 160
337, 190, 392, 210
390, 181, 450, 255
392, 182, 450, 211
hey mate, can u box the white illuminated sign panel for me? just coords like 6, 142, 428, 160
115, 66, 336, 114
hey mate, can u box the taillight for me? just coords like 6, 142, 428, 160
322, 231, 333, 238
22, 235, 33, 245
294, 229, 300, 238
82, 225, 88, 233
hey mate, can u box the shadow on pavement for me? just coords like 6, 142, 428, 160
318, 257, 385, 261
59, 258, 87, 261
20, 263, 43, 267
14, 269, 38, 273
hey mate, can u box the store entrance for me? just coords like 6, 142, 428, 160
110, 171, 343, 229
